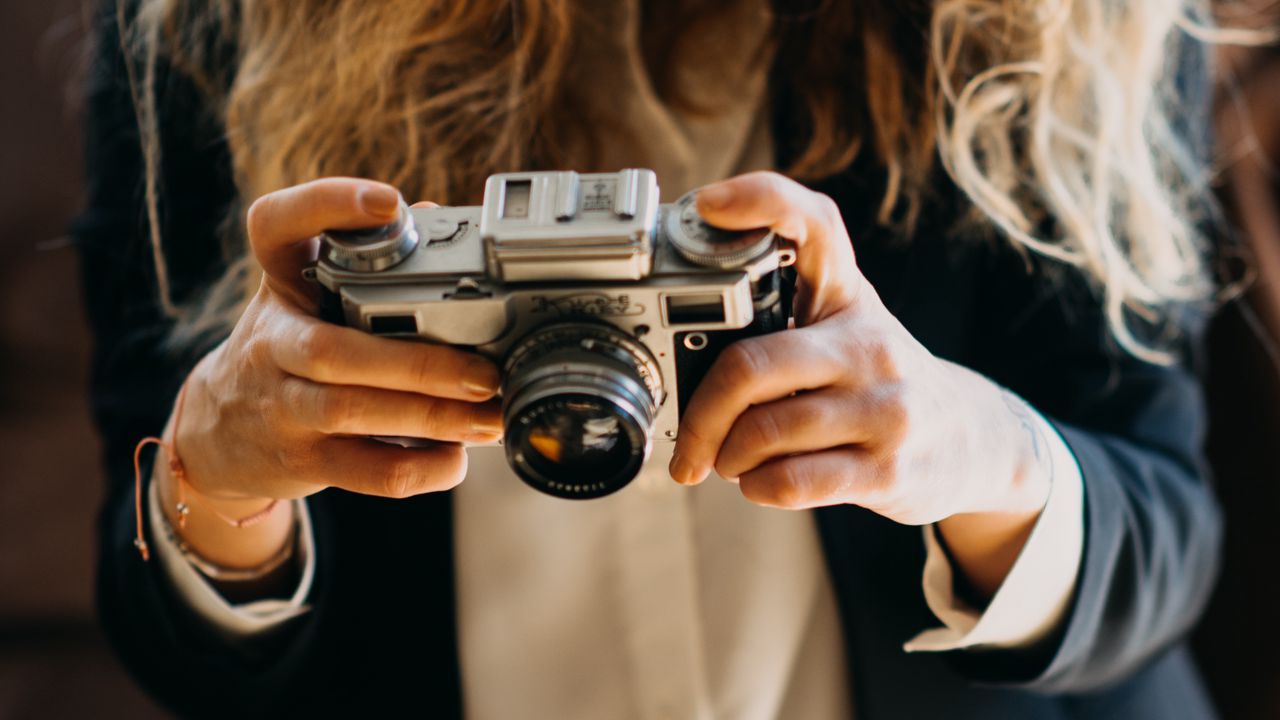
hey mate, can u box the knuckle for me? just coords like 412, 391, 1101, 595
866, 448, 901, 498
759, 170, 790, 196
296, 324, 340, 376
316, 388, 359, 432
744, 466, 804, 508
244, 332, 277, 369
676, 419, 710, 450
826, 331, 858, 365
382, 457, 422, 499
418, 398, 456, 439
813, 192, 842, 225
768, 475, 805, 508
244, 192, 281, 245
875, 388, 910, 442
741, 409, 783, 452
275, 376, 306, 418
800, 402, 837, 439
408, 346, 447, 388
384, 447, 467, 497
716, 340, 767, 389
861, 337, 902, 381
275, 443, 311, 478
798, 330, 845, 376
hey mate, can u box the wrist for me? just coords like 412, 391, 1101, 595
157, 460, 286, 526
996, 388, 1054, 515
148, 475, 304, 604
170, 347, 252, 503
952, 363, 1049, 515
931, 374, 1055, 600
154, 440, 295, 570
937, 360, 1052, 517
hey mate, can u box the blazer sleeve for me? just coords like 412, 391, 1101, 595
77, 4, 340, 716
949, 240, 1222, 692
945, 33, 1221, 692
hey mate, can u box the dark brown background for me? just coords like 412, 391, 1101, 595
0, 3, 1275, 719
0, 1, 163, 716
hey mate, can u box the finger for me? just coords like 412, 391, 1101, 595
695, 171, 864, 322
282, 377, 502, 443
314, 437, 469, 498
409, 201, 441, 209
669, 327, 848, 485
246, 177, 403, 305
714, 388, 889, 480
270, 310, 499, 400
738, 447, 877, 510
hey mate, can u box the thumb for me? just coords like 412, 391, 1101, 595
246, 177, 402, 308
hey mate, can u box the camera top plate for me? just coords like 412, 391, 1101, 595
481, 169, 661, 282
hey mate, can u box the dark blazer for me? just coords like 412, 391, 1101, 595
79, 4, 1222, 718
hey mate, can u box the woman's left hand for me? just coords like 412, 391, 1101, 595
670, 172, 1054, 594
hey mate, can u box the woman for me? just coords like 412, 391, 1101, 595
81, 0, 1222, 717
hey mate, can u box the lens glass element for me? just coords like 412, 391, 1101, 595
502, 322, 663, 499
514, 395, 639, 497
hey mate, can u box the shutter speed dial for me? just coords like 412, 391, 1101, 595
322, 198, 420, 272
663, 190, 776, 270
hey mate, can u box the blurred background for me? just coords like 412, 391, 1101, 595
0, 1, 163, 716
0, 2, 1277, 719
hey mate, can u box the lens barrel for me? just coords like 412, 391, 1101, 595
502, 323, 663, 499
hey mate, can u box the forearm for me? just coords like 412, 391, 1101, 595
936, 509, 1041, 601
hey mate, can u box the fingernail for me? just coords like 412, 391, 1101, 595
463, 364, 500, 397
360, 185, 400, 217
469, 414, 503, 437
697, 184, 731, 211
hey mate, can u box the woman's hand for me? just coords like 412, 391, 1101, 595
669, 171, 1054, 598
158, 178, 501, 569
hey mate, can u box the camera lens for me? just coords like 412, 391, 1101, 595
502, 323, 664, 499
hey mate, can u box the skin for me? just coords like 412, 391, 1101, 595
155, 178, 502, 570
669, 172, 1053, 599
162, 172, 1051, 601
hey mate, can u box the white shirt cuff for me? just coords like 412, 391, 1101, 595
147, 477, 316, 638
904, 410, 1084, 652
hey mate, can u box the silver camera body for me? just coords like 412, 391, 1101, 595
312, 169, 794, 499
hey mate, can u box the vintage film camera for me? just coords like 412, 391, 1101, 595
311, 169, 795, 499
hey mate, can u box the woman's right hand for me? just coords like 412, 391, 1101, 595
156, 178, 501, 569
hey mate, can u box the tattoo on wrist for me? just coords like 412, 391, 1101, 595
1001, 389, 1055, 485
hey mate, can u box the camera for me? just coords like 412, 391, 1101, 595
310, 169, 795, 499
